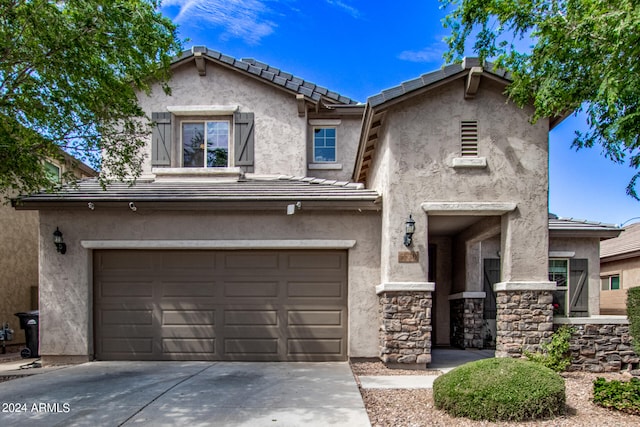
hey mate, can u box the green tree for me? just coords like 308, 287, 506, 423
0, 0, 181, 197
441, 0, 640, 198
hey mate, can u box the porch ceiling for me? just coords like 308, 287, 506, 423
428, 216, 481, 236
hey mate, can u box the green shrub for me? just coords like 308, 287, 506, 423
524, 325, 575, 372
433, 358, 566, 421
593, 377, 640, 415
627, 287, 640, 354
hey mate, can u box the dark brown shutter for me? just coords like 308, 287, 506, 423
569, 259, 589, 317
151, 112, 172, 166
483, 258, 500, 320
234, 112, 254, 169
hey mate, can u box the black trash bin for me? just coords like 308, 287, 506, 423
15, 310, 39, 358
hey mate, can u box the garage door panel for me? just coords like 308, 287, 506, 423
162, 338, 215, 354
224, 338, 279, 355
161, 282, 216, 298
102, 309, 153, 325
223, 281, 279, 298
162, 310, 215, 326
287, 282, 344, 299
287, 310, 342, 326
98, 281, 154, 298
102, 338, 154, 354
223, 253, 279, 269
95, 250, 347, 361
224, 310, 278, 326
97, 252, 155, 271
288, 339, 342, 355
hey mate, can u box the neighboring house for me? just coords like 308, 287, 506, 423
1, 151, 96, 351
600, 222, 640, 315
13, 47, 622, 366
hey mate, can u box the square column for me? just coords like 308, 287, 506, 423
376, 282, 434, 366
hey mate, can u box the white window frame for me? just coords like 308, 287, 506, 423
180, 119, 233, 168
44, 161, 61, 183
601, 274, 621, 291
312, 126, 337, 163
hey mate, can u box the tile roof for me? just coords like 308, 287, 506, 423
600, 222, 640, 260
173, 47, 359, 105
548, 215, 621, 238
367, 58, 510, 108
14, 176, 381, 210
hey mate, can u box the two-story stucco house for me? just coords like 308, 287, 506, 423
14, 47, 621, 366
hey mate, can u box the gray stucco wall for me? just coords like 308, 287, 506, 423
138, 61, 308, 177
38, 209, 381, 360
369, 78, 550, 285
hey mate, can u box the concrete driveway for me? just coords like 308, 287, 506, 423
0, 361, 370, 427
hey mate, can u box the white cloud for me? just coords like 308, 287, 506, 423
162, 0, 277, 45
325, 0, 361, 19
397, 45, 445, 63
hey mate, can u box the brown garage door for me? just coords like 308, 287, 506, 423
94, 250, 347, 361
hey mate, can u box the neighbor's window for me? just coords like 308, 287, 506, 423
313, 127, 336, 162
549, 259, 569, 316
44, 161, 61, 183
601, 274, 621, 291
182, 121, 230, 167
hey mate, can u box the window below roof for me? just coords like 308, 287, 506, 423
182, 120, 231, 168
313, 127, 337, 163
601, 274, 621, 291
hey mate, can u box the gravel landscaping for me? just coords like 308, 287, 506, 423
351, 360, 640, 426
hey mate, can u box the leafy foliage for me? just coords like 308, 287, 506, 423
441, 0, 640, 198
433, 358, 566, 421
525, 325, 575, 372
0, 0, 181, 198
627, 287, 640, 354
593, 377, 640, 415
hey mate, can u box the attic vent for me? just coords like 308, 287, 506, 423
460, 120, 478, 157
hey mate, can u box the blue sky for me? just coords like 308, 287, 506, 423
160, 0, 639, 226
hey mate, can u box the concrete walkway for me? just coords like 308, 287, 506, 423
359, 349, 495, 390
0, 361, 370, 427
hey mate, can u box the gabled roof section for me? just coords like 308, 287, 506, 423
13, 176, 381, 211
172, 46, 359, 106
601, 222, 640, 261
367, 58, 509, 108
548, 214, 621, 239
353, 58, 510, 183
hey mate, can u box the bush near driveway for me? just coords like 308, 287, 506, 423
433, 357, 566, 421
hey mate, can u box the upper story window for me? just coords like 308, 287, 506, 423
44, 161, 61, 183
182, 120, 230, 168
313, 127, 337, 163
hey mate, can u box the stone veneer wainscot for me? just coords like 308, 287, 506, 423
376, 283, 434, 365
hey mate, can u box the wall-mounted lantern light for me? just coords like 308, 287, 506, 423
53, 227, 66, 254
404, 215, 416, 247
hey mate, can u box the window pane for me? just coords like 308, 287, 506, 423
601, 277, 610, 291
548, 259, 568, 288
44, 161, 61, 183
183, 123, 205, 167
206, 121, 229, 167
313, 127, 336, 162
611, 276, 620, 290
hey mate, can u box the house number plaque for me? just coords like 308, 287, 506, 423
398, 251, 419, 263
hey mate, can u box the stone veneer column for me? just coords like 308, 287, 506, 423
376, 282, 434, 366
494, 282, 555, 358
449, 292, 486, 349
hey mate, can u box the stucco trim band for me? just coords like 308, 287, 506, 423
421, 202, 517, 215
549, 251, 576, 258
452, 157, 487, 168
493, 281, 557, 292
376, 282, 435, 294
81, 239, 357, 250
448, 291, 486, 300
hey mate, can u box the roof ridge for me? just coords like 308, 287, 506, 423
174, 46, 359, 105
